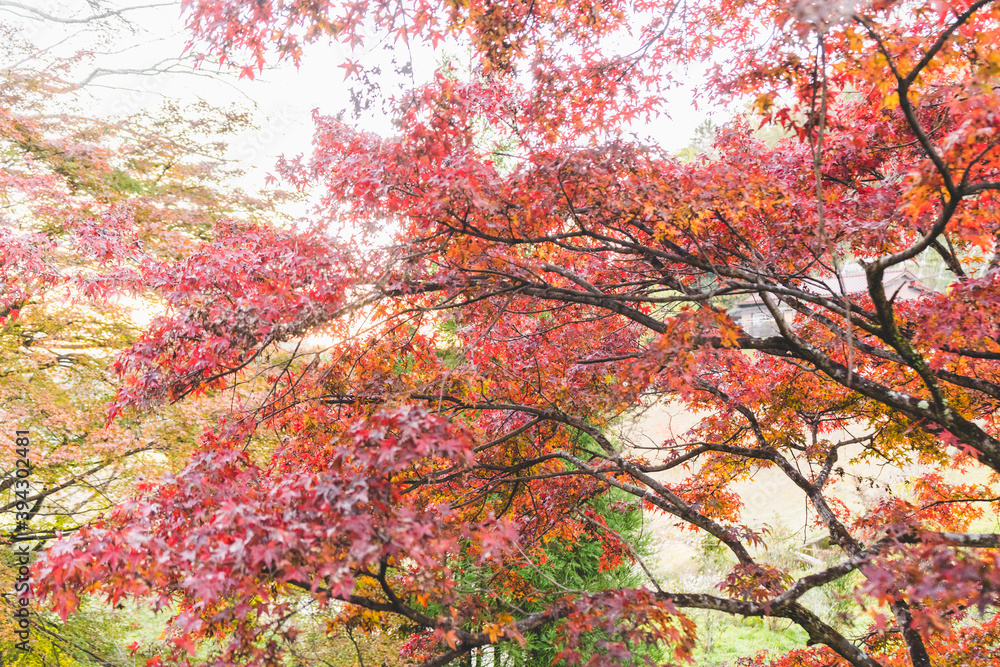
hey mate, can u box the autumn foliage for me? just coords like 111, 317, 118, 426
26, 0, 1000, 666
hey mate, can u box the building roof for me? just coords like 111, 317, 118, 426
729, 265, 923, 312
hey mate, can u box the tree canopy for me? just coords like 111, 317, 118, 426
24, 1, 1000, 666
0, 4, 281, 661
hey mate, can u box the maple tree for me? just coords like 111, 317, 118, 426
30, 0, 1000, 666
0, 5, 283, 662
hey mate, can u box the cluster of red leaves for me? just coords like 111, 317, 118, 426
109, 220, 351, 416
35, 407, 522, 665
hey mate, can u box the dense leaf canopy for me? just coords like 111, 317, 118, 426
27, 0, 1000, 666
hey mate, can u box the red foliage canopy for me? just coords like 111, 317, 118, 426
35, 1, 1000, 666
